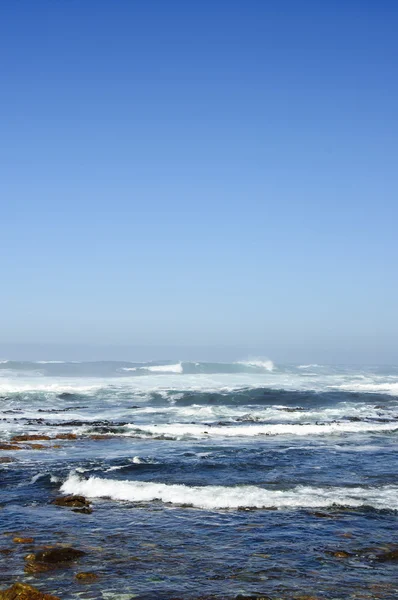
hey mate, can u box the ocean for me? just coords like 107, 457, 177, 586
0, 360, 397, 599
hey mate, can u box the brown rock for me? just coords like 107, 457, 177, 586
11, 435, 50, 442
54, 434, 77, 440
13, 538, 34, 544
52, 495, 91, 508
27, 444, 46, 450
376, 549, 398, 562
0, 457, 15, 463
27, 547, 86, 564
75, 572, 98, 582
330, 550, 352, 558
0, 583, 60, 600
89, 435, 109, 440
0, 443, 21, 451
72, 507, 93, 515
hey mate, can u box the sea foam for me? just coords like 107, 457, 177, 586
61, 474, 398, 511
124, 420, 398, 439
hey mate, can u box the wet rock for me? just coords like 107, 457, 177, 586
0, 457, 15, 463
310, 511, 336, 518
75, 572, 98, 582
235, 595, 272, 600
0, 583, 60, 600
72, 507, 93, 515
13, 537, 34, 544
0, 549, 13, 555
11, 435, 50, 442
327, 550, 352, 558
27, 444, 46, 450
375, 549, 398, 562
52, 495, 91, 508
54, 433, 77, 440
26, 547, 86, 564
0, 443, 21, 451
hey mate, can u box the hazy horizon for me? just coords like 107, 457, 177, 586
1, 342, 397, 366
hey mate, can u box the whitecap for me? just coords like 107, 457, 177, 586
61, 473, 398, 511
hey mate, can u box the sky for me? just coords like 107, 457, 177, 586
1, 0, 397, 363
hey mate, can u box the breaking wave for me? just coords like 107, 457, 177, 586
122, 420, 398, 439
61, 474, 398, 511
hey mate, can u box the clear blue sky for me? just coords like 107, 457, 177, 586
1, 0, 397, 363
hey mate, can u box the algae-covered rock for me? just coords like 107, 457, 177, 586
376, 549, 398, 562
13, 537, 34, 544
28, 547, 86, 563
0, 583, 60, 600
52, 495, 91, 508
75, 572, 98, 582
11, 435, 50, 442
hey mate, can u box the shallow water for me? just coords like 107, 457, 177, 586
1, 361, 398, 599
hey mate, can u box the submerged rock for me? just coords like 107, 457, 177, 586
0, 443, 21, 451
13, 537, 34, 544
11, 435, 50, 442
327, 550, 352, 558
54, 433, 77, 440
376, 549, 398, 562
0, 457, 15, 463
0, 583, 60, 600
26, 547, 86, 564
52, 495, 91, 508
75, 572, 98, 582
72, 507, 93, 515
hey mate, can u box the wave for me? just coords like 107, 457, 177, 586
122, 420, 398, 439
60, 474, 398, 511
236, 359, 274, 371
297, 364, 321, 369
144, 363, 183, 374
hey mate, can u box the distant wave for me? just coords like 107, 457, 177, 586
144, 363, 183, 373
236, 359, 274, 371
123, 420, 398, 439
61, 474, 398, 511
297, 364, 321, 369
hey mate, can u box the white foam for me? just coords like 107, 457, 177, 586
61, 474, 398, 511
298, 364, 320, 369
125, 420, 398, 439
144, 363, 183, 374
237, 359, 275, 371
35, 361, 67, 364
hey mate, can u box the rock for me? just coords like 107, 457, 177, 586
26, 547, 86, 564
0, 583, 60, 600
54, 433, 77, 440
11, 435, 50, 442
328, 550, 352, 558
13, 537, 34, 544
0, 457, 15, 463
27, 444, 46, 450
72, 507, 93, 515
75, 572, 98, 582
52, 495, 91, 508
310, 511, 336, 518
0, 443, 21, 451
376, 549, 398, 562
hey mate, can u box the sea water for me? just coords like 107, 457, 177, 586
0, 360, 397, 599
